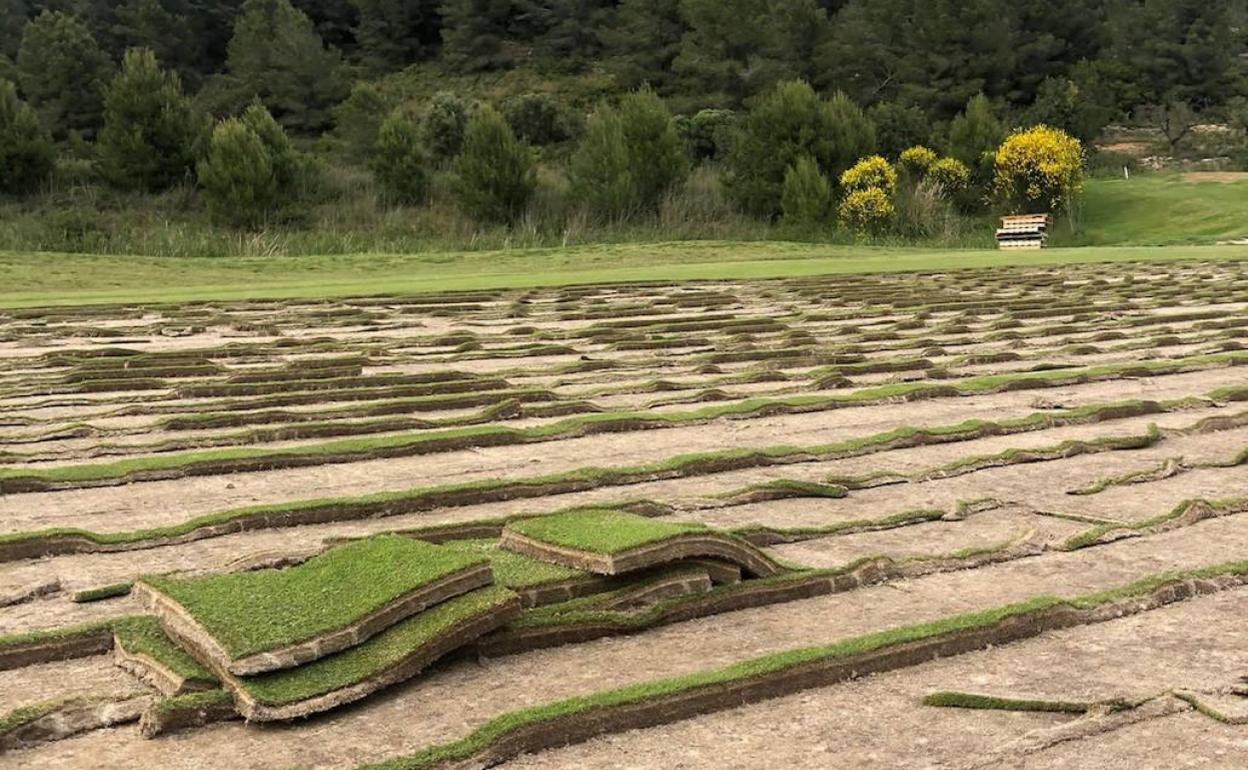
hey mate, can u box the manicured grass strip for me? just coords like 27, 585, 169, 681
237, 586, 518, 708
4, 243, 1247, 311
0, 398, 1176, 559
921, 691, 1109, 714
506, 510, 706, 556
2, 352, 1241, 491
112, 617, 217, 688
71, 582, 133, 603
347, 560, 1248, 770
142, 536, 487, 660
436, 539, 585, 588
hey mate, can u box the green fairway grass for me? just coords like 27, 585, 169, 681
1068, 175, 1248, 247
141, 536, 486, 660
2, 239, 1246, 309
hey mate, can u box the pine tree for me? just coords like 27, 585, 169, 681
350, 0, 440, 71
453, 105, 536, 223
370, 109, 428, 204
225, 0, 347, 132
569, 106, 635, 218
947, 92, 1003, 181
0, 0, 29, 60
600, 0, 686, 93
617, 87, 688, 210
197, 118, 279, 227
0, 78, 54, 195
16, 10, 114, 138
441, 0, 513, 72
729, 81, 875, 218
97, 48, 202, 191
780, 155, 831, 228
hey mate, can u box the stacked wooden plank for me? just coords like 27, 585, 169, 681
996, 214, 1051, 250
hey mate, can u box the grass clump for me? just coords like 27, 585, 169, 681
112, 617, 217, 687
142, 536, 487, 659
71, 582, 134, 603
505, 510, 706, 555
238, 586, 517, 707
922, 691, 1096, 713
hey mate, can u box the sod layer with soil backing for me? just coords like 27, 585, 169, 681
134, 535, 492, 675
500, 510, 784, 577
226, 585, 522, 721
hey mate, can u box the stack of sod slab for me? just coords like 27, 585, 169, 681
133, 535, 521, 720
500, 509, 783, 579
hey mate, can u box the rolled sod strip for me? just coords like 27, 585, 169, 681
500, 510, 784, 577
228, 586, 522, 721
134, 536, 493, 676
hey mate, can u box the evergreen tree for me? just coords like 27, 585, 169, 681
332, 81, 394, 160
514, 0, 611, 68
947, 92, 1003, 181
350, 0, 440, 71
370, 108, 428, 203
453, 105, 535, 222
0, 78, 54, 195
225, 0, 347, 132
422, 91, 472, 164
16, 10, 113, 138
601, 0, 686, 93
293, 0, 359, 52
503, 93, 578, 146
570, 87, 686, 217
240, 101, 302, 191
824, 91, 877, 178
868, 102, 931, 159
569, 106, 634, 218
0, 0, 29, 60
817, 0, 1019, 118
197, 117, 279, 226
97, 48, 202, 191
111, 0, 189, 78
441, 0, 513, 72
780, 154, 831, 228
616, 87, 687, 209
729, 80, 873, 218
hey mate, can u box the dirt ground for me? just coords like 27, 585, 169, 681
2, 262, 1246, 769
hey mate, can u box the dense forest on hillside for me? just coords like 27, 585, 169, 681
0, 0, 1246, 254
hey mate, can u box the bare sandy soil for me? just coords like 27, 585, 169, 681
2, 262, 1246, 770
499, 587, 1248, 770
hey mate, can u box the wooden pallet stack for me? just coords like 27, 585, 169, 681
996, 214, 1051, 250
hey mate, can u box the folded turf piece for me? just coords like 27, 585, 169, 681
229, 585, 521, 721
112, 617, 218, 696
435, 538, 614, 608
499, 510, 784, 577
134, 535, 492, 676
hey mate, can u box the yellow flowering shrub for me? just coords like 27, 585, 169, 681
898, 146, 938, 175
840, 155, 898, 194
838, 186, 894, 233
928, 157, 970, 194
992, 125, 1083, 212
